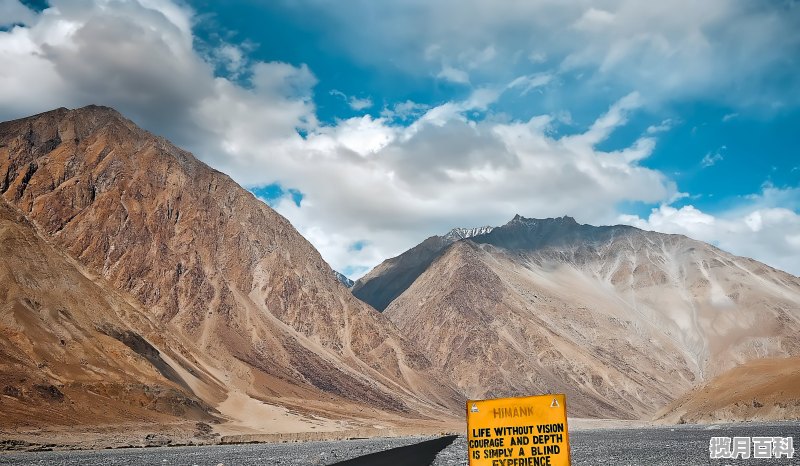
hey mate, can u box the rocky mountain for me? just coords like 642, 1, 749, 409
334, 270, 354, 288
352, 225, 493, 311
378, 215, 800, 419
0, 197, 214, 429
0, 106, 462, 437
656, 357, 800, 424
442, 226, 494, 242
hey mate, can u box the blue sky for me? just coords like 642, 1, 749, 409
193, 0, 800, 213
2, 0, 800, 277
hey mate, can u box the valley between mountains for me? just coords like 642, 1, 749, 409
0, 106, 798, 448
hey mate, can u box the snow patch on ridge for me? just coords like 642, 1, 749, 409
443, 226, 494, 241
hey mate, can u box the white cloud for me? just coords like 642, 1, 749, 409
646, 118, 674, 134
528, 51, 547, 63
295, 0, 800, 109
2, 0, 794, 281
701, 146, 726, 167
257, 93, 675, 277
573, 8, 616, 31
0, 0, 220, 143
0, 0, 35, 26
348, 96, 373, 111
619, 186, 800, 276
381, 100, 429, 121
701, 152, 723, 167
436, 64, 470, 84
508, 73, 552, 95
461, 45, 496, 69
329, 89, 373, 111
574, 91, 641, 146
0, 2, 679, 278
722, 112, 739, 122
309, 115, 394, 156
214, 43, 247, 77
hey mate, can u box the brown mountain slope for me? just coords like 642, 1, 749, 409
0, 197, 214, 429
352, 235, 453, 312
0, 106, 462, 432
383, 216, 800, 419
352, 226, 492, 311
656, 357, 800, 423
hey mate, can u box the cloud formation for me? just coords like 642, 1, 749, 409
0, 0, 35, 26
619, 186, 800, 275
330, 89, 373, 110
230, 90, 675, 276
701, 147, 725, 168
0, 0, 798, 280
294, 0, 800, 109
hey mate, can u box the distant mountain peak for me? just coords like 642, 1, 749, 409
32, 104, 122, 121
442, 225, 494, 241
352, 224, 495, 310
333, 270, 354, 288
508, 214, 578, 226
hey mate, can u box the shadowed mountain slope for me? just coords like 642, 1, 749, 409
352, 226, 492, 311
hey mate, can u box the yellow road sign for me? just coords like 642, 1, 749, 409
466, 394, 571, 466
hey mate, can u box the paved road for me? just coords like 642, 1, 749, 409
0, 436, 437, 466
329, 435, 457, 465
1, 422, 797, 465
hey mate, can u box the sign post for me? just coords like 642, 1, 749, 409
466, 394, 571, 466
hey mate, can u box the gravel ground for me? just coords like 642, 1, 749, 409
0, 436, 435, 466
434, 422, 800, 466
431, 435, 467, 466
565, 422, 800, 466
1, 422, 798, 465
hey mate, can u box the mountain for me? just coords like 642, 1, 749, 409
352, 225, 493, 311
0, 106, 462, 438
380, 215, 800, 419
656, 357, 800, 424
334, 270, 355, 288
442, 226, 494, 242
0, 197, 214, 429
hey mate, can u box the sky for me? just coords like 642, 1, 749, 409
1, 0, 799, 278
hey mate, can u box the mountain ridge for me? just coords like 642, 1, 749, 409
0, 105, 463, 436
352, 224, 494, 311
377, 213, 800, 419
2, 104, 797, 437
442, 226, 494, 242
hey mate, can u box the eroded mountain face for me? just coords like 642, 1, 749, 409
2, 105, 797, 430
656, 357, 800, 424
0, 198, 215, 428
352, 226, 493, 311
380, 215, 800, 419
0, 106, 462, 430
